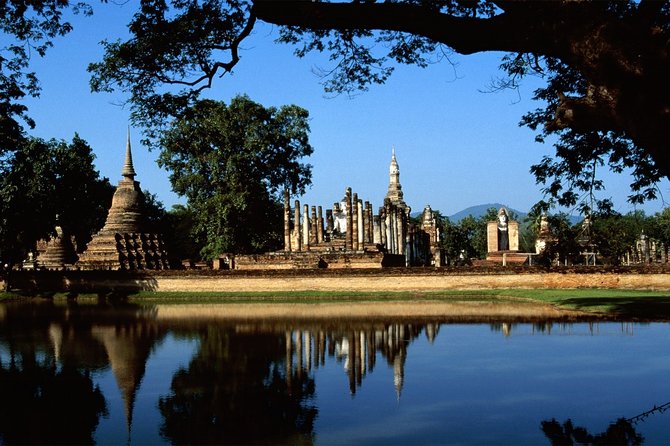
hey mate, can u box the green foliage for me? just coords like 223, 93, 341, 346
162, 205, 201, 263
0, 1, 91, 152
158, 95, 313, 258
88, 0, 255, 144
440, 207, 499, 263
535, 213, 582, 266
520, 57, 663, 211
0, 135, 113, 265
6, 1, 669, 217
591, 211, 649, 266
51, 135, 115, 252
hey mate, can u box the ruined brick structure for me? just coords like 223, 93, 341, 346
235, 150, 441, 269
77, 131, 169, 270
34, 223, 78, 269
486, 207, 528, 264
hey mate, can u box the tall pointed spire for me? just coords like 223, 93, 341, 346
386, 146, 405, 207
122, 127, 137, 179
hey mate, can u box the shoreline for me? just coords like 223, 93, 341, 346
150, 300, 594, 321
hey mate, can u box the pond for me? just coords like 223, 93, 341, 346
0, 301, 669, 445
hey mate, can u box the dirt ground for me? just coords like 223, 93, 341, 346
153, 272, 670, 292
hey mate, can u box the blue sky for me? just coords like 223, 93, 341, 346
20, 3, 669, 217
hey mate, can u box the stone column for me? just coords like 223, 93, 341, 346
310, 206, 318, 245
395, 208, 403, 255
357, 199, 364, 249
303, 204, 310, 251
326, 209, 334, 240
487, 221, 498, 253
317, 206, 324, 244
379, 207, 387, 247
400, 210, 408, 257
345, 188, 353, 251
352, 193, 359, 251
365, 202, 373, 243
283, 189, 291, 252
294, 200, 302, 251
509, 221, 520, 251
407, 226, 415, 265
373, 215, 381, 245
386, 203, 395, 253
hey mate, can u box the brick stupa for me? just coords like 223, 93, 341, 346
77, 131, 169, 270
35, 223, 78, 269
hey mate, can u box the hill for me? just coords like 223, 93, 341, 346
448, 203, 527, 223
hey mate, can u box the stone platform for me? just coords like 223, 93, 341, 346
485, 251, 530, 265
233, 251, 405, 270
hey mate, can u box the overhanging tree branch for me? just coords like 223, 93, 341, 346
253, 1, 556, 55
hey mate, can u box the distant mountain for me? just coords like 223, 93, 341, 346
446, 203, 582, 226
448, 203, 527, 223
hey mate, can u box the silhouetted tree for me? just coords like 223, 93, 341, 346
157, 96, 313, 258
0, 136, 113, 268
85, 1, 670, 209
541, 417, 643, 446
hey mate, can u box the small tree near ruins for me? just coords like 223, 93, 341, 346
157, 95, 313, 259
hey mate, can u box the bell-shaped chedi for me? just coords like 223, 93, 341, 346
35, 222, 78, 269
77, 130, 169, 270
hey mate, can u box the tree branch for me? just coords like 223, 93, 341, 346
253, 1, 555, 55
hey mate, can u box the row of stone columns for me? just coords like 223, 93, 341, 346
378, 199, 409, 256
282, 188, 442, 265
283, 188, 376, 252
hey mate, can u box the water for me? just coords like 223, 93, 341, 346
1, 301, 669, 445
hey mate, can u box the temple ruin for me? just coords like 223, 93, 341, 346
29, 221, 79, 269
76, 131, 169, 270
234, 150, 442, 269
486, 207, 528, 264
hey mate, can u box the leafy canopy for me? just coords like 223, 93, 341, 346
158, 95, 313, 258
0, 1, 91, 152
4, 1, 669, 215
0, 135, 113, 265
86, 0, 670, 212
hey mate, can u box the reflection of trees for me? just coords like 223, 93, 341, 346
0, 301, 166, 442
0, 353, 107, 445
541, 401, 670, 445
158, 322, 438, 444
541, 418, 643, 446
158, 328, 317, 445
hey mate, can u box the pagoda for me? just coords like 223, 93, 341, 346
35, 222, 78, 269
77, 131, 169, 270
385, 147, 408, 210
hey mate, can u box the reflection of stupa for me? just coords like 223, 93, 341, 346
90, 325, 157, 433
77, 131, 169, 270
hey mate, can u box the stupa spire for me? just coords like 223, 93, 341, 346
122, 127, 136, 179
386, 146, 405, 207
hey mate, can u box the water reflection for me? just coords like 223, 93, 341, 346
158, 327, 317, 445
542, 418, 643, 446
542, 402, 670, 446
285, 323, 437, 397
0, 302, 668, 445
